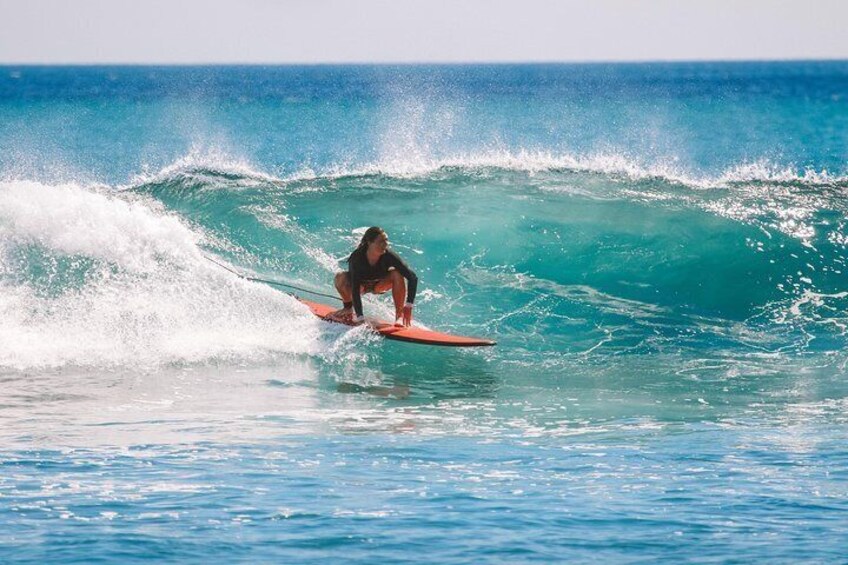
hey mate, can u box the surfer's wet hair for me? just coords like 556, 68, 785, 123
355, 226, 385, 254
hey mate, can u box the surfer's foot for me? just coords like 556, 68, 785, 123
394, 314, 404, 327
326, 308, 352, 323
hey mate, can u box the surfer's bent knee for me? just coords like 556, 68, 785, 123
334, 271, 350, 290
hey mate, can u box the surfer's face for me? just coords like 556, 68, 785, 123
370, 231, 389, 254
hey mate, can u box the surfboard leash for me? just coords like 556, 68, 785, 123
202, 253, 342, 302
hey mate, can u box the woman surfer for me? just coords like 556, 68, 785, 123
328, 226, 418, 327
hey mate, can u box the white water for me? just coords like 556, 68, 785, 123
0, 179, 323, 371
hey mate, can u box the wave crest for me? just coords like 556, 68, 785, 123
121, 149, 848, 200
277, 151, 848, 191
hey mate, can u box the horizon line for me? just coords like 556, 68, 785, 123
2, 56, 848, 67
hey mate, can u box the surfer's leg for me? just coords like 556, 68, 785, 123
371, 277, 393, 295
370, 272, 405, 326
328, 272, 353, 321
334, 271, 353, 302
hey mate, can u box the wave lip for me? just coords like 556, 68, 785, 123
126, 147, 283, 192
266, 150, 848, 192
717, 161, 848, 187
116, 149, 848, 201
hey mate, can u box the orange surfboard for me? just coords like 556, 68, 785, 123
300, 298, 496, 347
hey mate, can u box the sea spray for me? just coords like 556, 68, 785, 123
0, 179, 322, 370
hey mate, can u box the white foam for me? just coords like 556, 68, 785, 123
717, 161, 845, 186
1, 179, 198, 273
270, 150, 847, 191
127, 145, 280, 189
124, 146, 847, 198
0, 179, 324, 371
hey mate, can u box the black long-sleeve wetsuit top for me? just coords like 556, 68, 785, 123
348, 248, 418, 317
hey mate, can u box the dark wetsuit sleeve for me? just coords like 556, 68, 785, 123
349, 258, 364, 317
388, 250, 418, 304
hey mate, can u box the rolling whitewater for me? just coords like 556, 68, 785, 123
2, 63, 848, 562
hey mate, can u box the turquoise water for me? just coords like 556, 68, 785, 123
2, 63, 848, 562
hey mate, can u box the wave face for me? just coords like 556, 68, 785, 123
135, 158, 848, 350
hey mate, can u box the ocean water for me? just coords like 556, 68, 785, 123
1, 63, 848, 563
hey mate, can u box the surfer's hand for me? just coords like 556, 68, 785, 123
402, 303, 413, 327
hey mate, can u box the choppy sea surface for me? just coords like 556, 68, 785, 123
2, 63, 848, 562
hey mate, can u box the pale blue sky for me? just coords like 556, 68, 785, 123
1, 0, 846, 64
